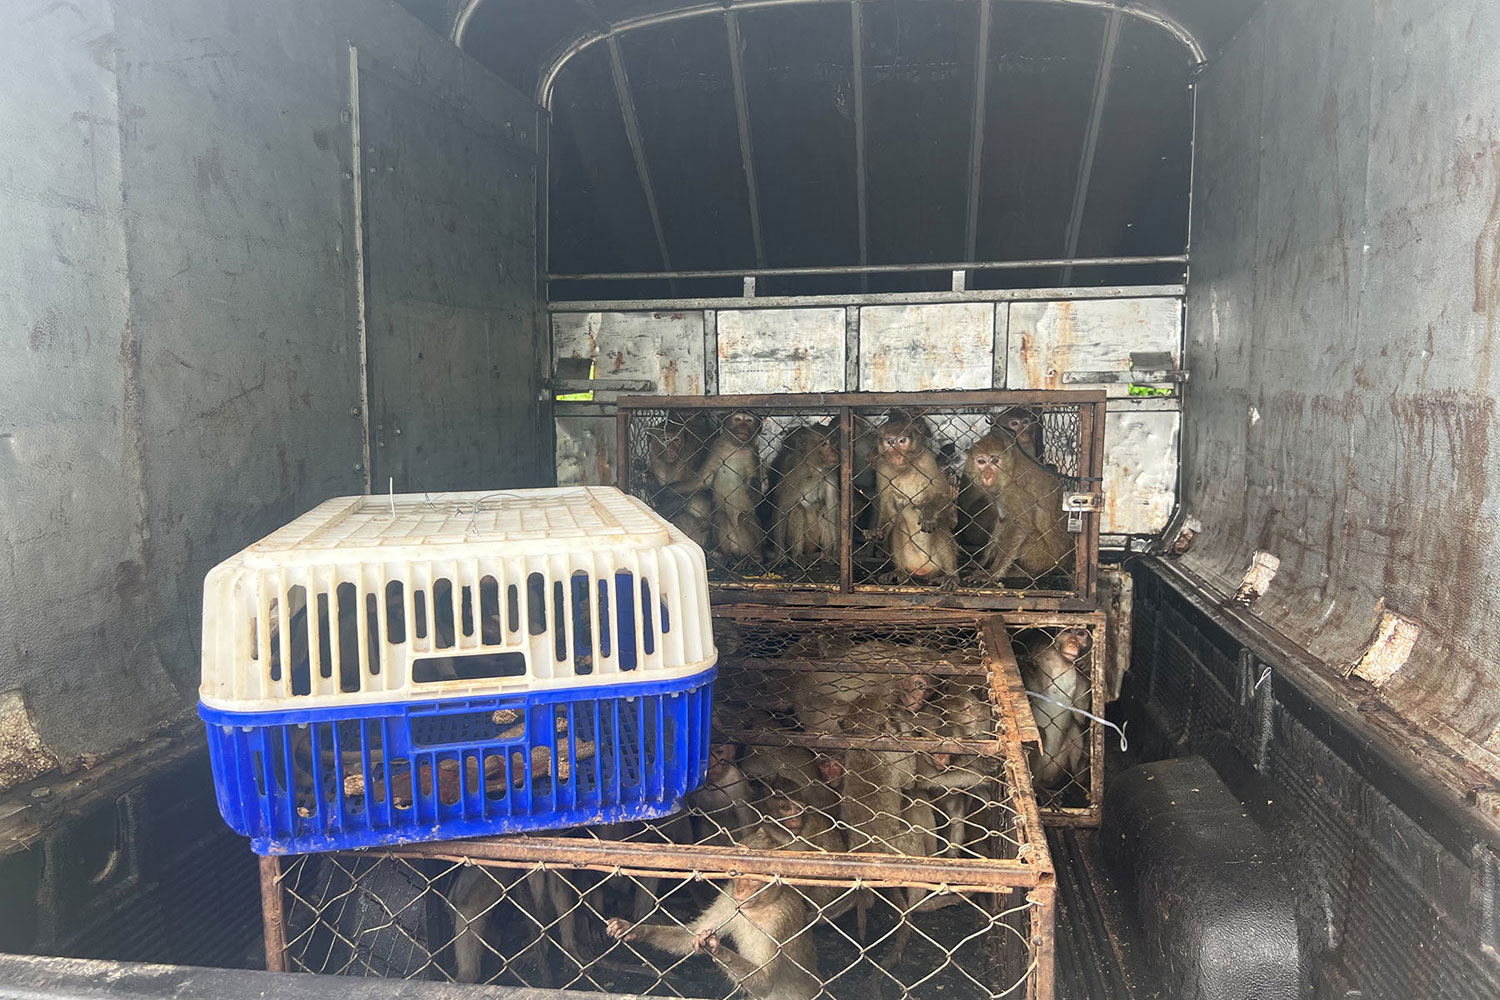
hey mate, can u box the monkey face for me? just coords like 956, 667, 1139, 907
766, 795, 805, 835
726, 412, 761, 443
879, 431, 916, 466
968, 448, 1002, 488
1005, 415, 1033, 437
706, 742, 739, 778
1056, 628, 1092, 660
816, 436, 839, 469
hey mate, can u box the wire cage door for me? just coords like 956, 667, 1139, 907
617, 391, 1106, 611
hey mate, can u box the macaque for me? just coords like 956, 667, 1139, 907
697, 411, 766, 562
771, 423, 840, 565
644, 417, 713, 548
1021, 628, 1093, 787
963, 433, 1074, 583
821, 748, 938, 958
689, 743, 759, 843
452, 866, 581, 985
792, 648, 934, 735
913, 677, 996, 858
739, 744, 840, 812
993, 406, 1044, 463
606, 827, 819, 1000
871, 413, 958, 584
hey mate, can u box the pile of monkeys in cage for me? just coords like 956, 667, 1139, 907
442, 626, 1091, 999
641, 405, 1075, 586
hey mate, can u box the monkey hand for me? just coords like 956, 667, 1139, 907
604, 917, 636, 942
693, 930, 720, 955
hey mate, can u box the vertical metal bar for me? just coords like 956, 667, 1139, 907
1089, 399, 1105, 601
703, 310, 719, 395
616, 406, 630, 492
725, 11, 766, 268
537, 111, 558, 485
849, 1, 870, 291
259, 855, 288, 972
606, 36, 674, 278
991, 302, 1008, 388
843, 305, 860, 391
1029, 881, 1058, 1000
839, 405, 855, 593
1060, 11, 1121, 286
963, 0, 993, 264
347, 45, 372, 494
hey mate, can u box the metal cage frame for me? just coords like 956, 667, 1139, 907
258, 610, 1059, 1000
616, 391, 1107, 612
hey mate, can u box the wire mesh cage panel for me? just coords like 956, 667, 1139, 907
617, 392, 1105, 612
260, 612, 1058, 999
982, 614, 1108, 826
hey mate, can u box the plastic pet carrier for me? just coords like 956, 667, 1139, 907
198, 487, 717, 854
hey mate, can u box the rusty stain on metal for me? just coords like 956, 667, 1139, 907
260, 855, 288, 972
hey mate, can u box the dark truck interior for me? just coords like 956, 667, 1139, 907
4, 0, 1500, 998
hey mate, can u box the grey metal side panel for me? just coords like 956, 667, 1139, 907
1182, 0, 1500, 774
0, 0, 542, 776
0, 0, 181, 770
358, 58, 542, 492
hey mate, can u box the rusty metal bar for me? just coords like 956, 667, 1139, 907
982, 618, 1053, 874
259, 855, 288, 973
614, 405, 630, 491
714, 589, 1097, 612
727, 655, 980, 675
716, 728, 1006, 755
724, 11, 766, 269
619, 389, 1106, 408
387, 834, 1045, 890
550, 253, 1190, 283
963, 0, 993, 262
1060, 10, 1121, 286
984, 617, 1044, 749
1074, 401, 1097, 601
1030, 881, 1058, 1000
839, 407, 855, 593
1084, 396, 1107, 602
850, 0, 869, 290
605, 36, 673, 278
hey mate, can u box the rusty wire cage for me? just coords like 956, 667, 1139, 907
983, 612, 1107, 826
259, 612, 1058, 1000
616, 392, 1105, 612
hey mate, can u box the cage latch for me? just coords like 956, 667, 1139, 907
1063, 491, 1103, 532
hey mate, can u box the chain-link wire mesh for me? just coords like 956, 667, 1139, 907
266, 615, 1057, 999
619, 395, 1099, 606
276, 853, 1041, 999
851, 404, 1082, 594
999, 615, 1106, 821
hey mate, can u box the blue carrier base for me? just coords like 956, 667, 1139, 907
200, 669, 715, 855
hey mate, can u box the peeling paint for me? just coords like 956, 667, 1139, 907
1349, 606, 1421, 688
1233, 551, 1280, 605
0, 689, 58, 791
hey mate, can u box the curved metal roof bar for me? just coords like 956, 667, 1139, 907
449, 0, 1208, 109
